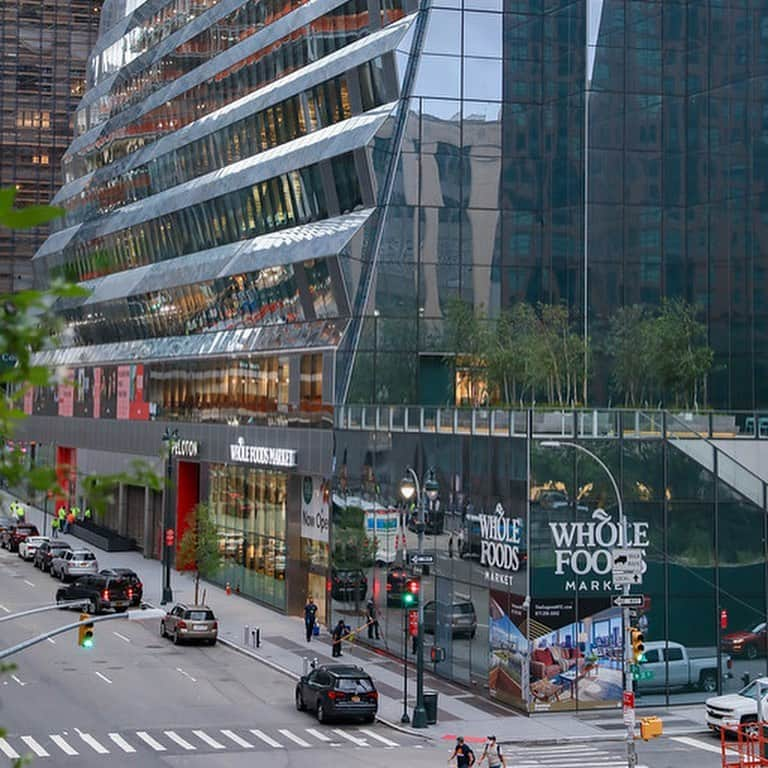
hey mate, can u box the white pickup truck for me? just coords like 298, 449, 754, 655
638, 641, 730, 693
706, 678, 768, 732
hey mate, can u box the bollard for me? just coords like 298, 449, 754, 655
252, 627, 261, 648
243, 624, 250, 644
303, 657, 309, 674
311, 657, 318, 669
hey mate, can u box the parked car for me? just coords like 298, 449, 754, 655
295, 664, 378, 723
33, 540, 71, 572
637, 640, 730, 693
161, 603, 218, 645
100, 568, 142, 606
331, 568, 367, 602
51, 549, 98, 581
56, 574, 133, 614
423, 599, 477, 639
706, 677, 768, 733
0, 516, 13, 535
18, 535, 49, 561
0, 523, 39, 552
721, 622, 767, 660
385, 565, 413, 604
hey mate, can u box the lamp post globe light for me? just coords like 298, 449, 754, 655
161, 427, 180, 605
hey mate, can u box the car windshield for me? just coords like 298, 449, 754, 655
335, 677, 374, 693
75, 553, 95, 560
739, 681, 768, 701
186, 610, 214, 621
750, 623, 766, 634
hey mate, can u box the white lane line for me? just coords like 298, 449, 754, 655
112, 631, 131, 642
221, 730, 254, 748
11, 674, 26, 686
136, 731, 166, 751
515, 763, 627, 768
108, 733, 135, 753
249, 729, 284, 748
20, 736, 49, 757
0, 737, 19, 758
193, 730, 226, 750
670, 736, 727, 755
0, 604, 10, 613
332, 729, 368, 746
359, 729, 398, 747
46, 637, 56, 644
176, 666, 197, 682
23, 579, 35, 587
279, 729, 311, 747
164, 731, 196, 750
305, 728, 332, 742
94, 671, 112, 684
50, 734, 79, 755
78, 732, 110, 754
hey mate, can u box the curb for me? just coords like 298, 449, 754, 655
498, 724, 709, 747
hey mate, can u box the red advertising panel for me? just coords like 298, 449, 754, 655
128, 363, 149, 420
58, 372, 74, 417
23, 387, 33, 415
93, 367, 102, 419
116, 365, 130, 419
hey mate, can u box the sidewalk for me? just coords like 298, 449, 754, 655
2, 490, 710, 744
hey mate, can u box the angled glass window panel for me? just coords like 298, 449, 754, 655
462, 100, 501, 157
464, 11, 502, 59
463, 57, 502, 101
422, 9, 461, 56
420, 99, 460, 151
413, 54, 461, 99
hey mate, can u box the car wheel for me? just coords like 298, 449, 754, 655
55, 591, 65, 605
743, 717, 759, 737
296, 690, 306, 711
316, 702, 327, 724
87, 598, 98, 614
746, 644, 759, 660
208, 638, 216, 646
699, 672, 718, 693
363, 714, 375, 724
160, 622, 167, 638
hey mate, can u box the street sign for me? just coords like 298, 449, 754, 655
612, 548, 644, 572
613, 571, 643, 586
614, 594, 645, 608
623, 691, 635, 709
410, 553, 435, 565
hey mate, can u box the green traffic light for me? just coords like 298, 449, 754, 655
83, 632, 94, 648
402, 592, 415, 606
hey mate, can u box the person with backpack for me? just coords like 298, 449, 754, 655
304, 596, 318, 642
449, 736, 475, 767
479, 736, 506, 768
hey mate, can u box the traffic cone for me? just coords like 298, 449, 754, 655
225, 582, 232, 596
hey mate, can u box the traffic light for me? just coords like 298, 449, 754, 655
402, 578, 419, 607
630, 627, 645, 663
78, 613, 94, 649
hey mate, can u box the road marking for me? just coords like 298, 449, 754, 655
0, 604, 9, 613
359, 729, 398, 747
278, 729, 311, 747
50, 734, 78, 755
94, 671, 112, 684
305, 728, 332, 742
23, 579, 35, 587
108, 733, 135, 753
46, 637, 56, 644
11, 674, 26, 686
112, 631, 130, 642
20, 736, 49, 757
249, 729, 284, 748
164, 731, 196, 750
221, 729, 254, 748
136, 731, 166, 751
332, 729, 368, 746
0, 738, 19, 758
193, 730, 226, 749
176, 666, 197, 682
78, 732, 109, 754
670, 736, 727, 755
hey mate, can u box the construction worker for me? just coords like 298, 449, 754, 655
57, 506, 67, 532
51, 515, 59, 538
84, 507, 92, 521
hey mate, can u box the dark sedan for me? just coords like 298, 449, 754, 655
295, 664, 377, 723
100, 568, 143, 606
33, 540, 72, 572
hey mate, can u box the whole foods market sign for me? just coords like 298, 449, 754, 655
230, 438, 297, 468
549, 509, 648, 592
481, 503, 523, 585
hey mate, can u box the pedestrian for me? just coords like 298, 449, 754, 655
449, 736, 475, 767
66, 510, 75, 532
332, 619, 346, 657
57, 506, 66, 532
304, 596, 318, 642
84, 507, 92, 522
366, 598, 380, 640
448, 532, 454, 559
51, 516, 59, 538
479, 736, 506, 768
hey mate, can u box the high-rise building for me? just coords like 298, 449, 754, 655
0, 0, 102, 293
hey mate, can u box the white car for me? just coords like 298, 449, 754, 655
18, 535, 49, 561
50, 549, 98, 581
706, 677, 768, 732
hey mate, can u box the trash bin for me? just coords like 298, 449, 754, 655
423, 691, 438, 724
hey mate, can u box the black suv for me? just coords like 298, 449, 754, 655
56, 574, 133, 614
34, 540, 72, 572
385, 565, 413, 604
295, 664, 378, 723
100, 568, 143, 606
331, 569, 367, 602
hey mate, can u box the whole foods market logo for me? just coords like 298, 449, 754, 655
549, 509, 648, 592
481, 503, 522, 585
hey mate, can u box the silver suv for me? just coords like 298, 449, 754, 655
51, 549, 98, 581
161, 603, 218, 645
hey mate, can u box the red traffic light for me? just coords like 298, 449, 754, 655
165, 528, 175, 547
407, 579, 419, 594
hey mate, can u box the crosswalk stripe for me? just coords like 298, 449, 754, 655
164, 731, 196, 750
221, 729, 254, 748
193, 730, 226, 749
0, 737, 19, 759
332, 729, 368, 746
136, 731, 166, 751
50, 734, 78, 755
279, 728, 311, 747
250, 729, 284, 748
670, 736, 724, 755
359, 729, 398, 747
306, 728, 332, 742
79, 732, 110, 754
20, 736, 49, 757
108, 733, 135, 753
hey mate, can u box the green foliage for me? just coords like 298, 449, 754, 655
177, 503, 223, 605
0, 187, 64, 230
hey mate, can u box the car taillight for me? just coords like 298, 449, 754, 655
177, 620, 187, 629
212, 621, 218, 630
327, 691, 344, 700
386, 583, 392, 591
367, 691, 378, 700
102, 589, 109, 600
127, 588, 133, 600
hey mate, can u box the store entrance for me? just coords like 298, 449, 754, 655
308, 572, 327, 627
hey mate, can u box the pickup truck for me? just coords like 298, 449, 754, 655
637, 640, 730, 693
706, 677, 767, 733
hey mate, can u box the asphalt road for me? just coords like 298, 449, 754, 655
0, 547, 426, 767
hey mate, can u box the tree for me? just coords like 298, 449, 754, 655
604, 305, 655, 406
176, 502, 223, 605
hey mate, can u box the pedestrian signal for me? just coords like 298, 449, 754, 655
630, 627, 645, 663
78, 613, 94, 649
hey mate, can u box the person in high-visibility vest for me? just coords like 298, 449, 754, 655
58, 506, 67, 532
84, 508, 92, 521
15, 503, 25, 521
51, 516, 59, 538
66, 511, 75, 531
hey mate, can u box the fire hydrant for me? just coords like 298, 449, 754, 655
225, 582, 232, 596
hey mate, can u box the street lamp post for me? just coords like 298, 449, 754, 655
161, 427, 179, 605
540, 440, 636, 768
400, 466, 438, 729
